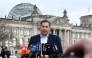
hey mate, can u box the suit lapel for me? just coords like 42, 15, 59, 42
47, 34, 52, 44
37, 34, 40, 43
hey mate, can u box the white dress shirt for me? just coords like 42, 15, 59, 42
40, 33, 49, 57
40, 34, 49, 44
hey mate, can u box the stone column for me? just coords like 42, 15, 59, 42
18, 27, 20, 41
53, 28, 55, 35
67, 30, 69, 46
90, 28, 92, 38
79, 32, 81, 38
63, 29, 66, 50
81, 33, 83, 38
76, 32, 78, 41
69, 30, 72, 45
33, 26, 38, 35
32, 25, 34, 36
59, 29, 61, 37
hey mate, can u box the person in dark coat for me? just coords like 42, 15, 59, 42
1, 47, 11, 58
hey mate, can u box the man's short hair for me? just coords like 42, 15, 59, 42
40, 20, 51, 26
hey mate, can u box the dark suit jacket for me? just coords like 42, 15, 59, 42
28, 33, 63, 58
1, 50, 11, 58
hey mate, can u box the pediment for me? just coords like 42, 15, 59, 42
48, 17, 72, 27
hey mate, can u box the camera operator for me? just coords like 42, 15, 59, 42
1, 46, 11, 58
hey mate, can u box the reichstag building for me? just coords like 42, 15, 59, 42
0, 3, 92, 54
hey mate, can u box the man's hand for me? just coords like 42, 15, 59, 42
64, 38, 92, 58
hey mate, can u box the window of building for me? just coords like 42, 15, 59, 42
14, 30, 17, 35
21, 30, 24, 35
72, 34, 75, 38
86, 34, 88, 38
27, 30, 30, 35
77, 33, 79, 38
12, 38, 17, 47
5, 40, 12, 47
19, 38, 23, 46
82, 35, 84, 38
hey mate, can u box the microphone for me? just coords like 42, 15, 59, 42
42, 43, 46, 58
36, 42, 41, 55
42, 43, 46, 55
53, 43, 62, 58
36, 42, 41, 58
53, 43, 59, 53
45, 43, 52, 58
28, 44, 37, 58
29, 42, 41, 58
26, 44, 33, 55
21, 44, 33, 58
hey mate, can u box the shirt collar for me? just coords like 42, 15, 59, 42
40, 33, 49, 38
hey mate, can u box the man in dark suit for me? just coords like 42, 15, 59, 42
28, 20, 63, 58
1, 47, 11, 58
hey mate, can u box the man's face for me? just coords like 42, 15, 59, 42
40, 22, 51, 35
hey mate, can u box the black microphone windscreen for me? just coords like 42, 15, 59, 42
42, 43, 46, 55
53, 43, 59, 53
45, 43, 52, 55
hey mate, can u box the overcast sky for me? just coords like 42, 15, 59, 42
0, 0, 92, 25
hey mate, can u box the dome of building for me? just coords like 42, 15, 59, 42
7, 3, 42, 20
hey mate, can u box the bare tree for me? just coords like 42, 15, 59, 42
0, 18, 14, 41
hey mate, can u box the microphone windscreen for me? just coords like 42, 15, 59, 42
45, 43, 52, 55
42, 43, 46, 55
26, 49, 31, 54
26, 44, 33, 54
31, 45, 37, 52
37, 42, 41, 52
53, 43, 59, 53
